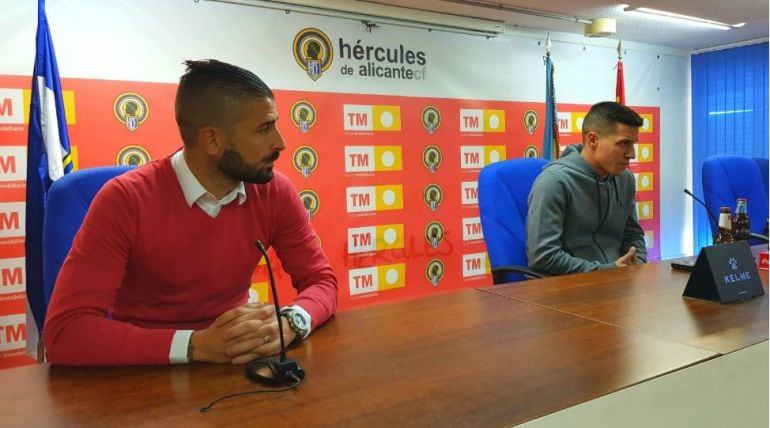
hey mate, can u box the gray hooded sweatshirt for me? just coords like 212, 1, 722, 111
526, 144, 647, 274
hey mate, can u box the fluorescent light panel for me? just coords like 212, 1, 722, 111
624, 6, 745, 31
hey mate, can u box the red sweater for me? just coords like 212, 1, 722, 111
44, 156, 337, 365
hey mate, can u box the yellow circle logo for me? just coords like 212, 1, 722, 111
299, 189, 320, 220
293, 28, 333, 81
291, 100, 317, 133
425, 259, 445, 286
293, 146, 319, 178
113, 92, 149, 132
421, 106, 441, 134
116, 145, 151, 166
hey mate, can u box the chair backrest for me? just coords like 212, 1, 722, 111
42, 166, 134, 320
702, 155, 768, 237
478, 158, 548, 283
754, 157, 768, 196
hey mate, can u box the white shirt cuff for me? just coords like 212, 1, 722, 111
284, 305, 312, 340
170, 330, 194, 364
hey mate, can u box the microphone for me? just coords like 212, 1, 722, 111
246, 240, 305, 386
683, 189, 719, 240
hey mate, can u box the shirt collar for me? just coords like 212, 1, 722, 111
171, 150, 246, 207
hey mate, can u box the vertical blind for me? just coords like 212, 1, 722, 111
691, 42, 768, 250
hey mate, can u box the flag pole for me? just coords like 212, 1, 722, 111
616, 39, 625, 105
541, 33, 559, 160
25, 0, 73, 362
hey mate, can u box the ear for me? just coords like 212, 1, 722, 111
197, 126, 225, 156
586, 132, 599, 149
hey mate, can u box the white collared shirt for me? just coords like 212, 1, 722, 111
170, 150, 246, 218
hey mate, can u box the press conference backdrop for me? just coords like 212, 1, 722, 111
0, 0, 682, 367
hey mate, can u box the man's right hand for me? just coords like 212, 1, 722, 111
190, 303, 278, 363
615, 246, 638, 267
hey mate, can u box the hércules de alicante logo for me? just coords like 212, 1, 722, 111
422, 145, 442, 174
116, 145, 151, 166
523, 109, 538, 135
425, 259, 445, 286
421, 106, 441, 134
290, 100, 317, 133
524, 145, 539, 158
114, 92, 149, 132
298, 189, 320, 220
424, 184, 443, 212
293, 28, 333, 81
424, 221, 445, 249
293, 146, 319, 178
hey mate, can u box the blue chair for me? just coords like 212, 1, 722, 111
702, 155, 768, 242
754, 157, 768, 196
479, 158, 549, 284
42, 166, 135, 324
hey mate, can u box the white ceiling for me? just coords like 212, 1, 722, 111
367, 0, 769, 50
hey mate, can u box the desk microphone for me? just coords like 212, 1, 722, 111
246, 240, 305, 386
684, 188, 719, 243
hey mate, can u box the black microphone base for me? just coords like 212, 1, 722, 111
246, 357, 305, 386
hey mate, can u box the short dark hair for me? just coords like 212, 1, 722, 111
175, 59, 274, 146
581, 101, 643, 140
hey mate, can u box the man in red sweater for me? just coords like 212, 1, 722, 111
44, 59, 338, 365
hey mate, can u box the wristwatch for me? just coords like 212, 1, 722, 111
281, 307, 310, 340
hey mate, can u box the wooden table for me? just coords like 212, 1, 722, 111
482, 261, 769, 354
483, 261, 769, 427
0, 288, 716, 427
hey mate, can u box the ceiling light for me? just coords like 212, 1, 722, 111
584, 17, 616, 38
624, 6, 745, 31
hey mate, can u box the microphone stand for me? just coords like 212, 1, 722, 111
246, 241, 305, 386
683, 189, 719, 231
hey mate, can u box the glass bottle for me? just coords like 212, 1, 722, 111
731, 198, 751, 241
714, 207, 734, 244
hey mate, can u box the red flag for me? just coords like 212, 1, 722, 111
616, 59, 625, 105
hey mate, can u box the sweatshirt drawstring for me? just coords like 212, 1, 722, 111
592, 177, 611, 263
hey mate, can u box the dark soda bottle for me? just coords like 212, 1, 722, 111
714, 207, 734, 244
731, 198, 751, 241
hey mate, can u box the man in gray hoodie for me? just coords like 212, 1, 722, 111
526, 101, 647, 275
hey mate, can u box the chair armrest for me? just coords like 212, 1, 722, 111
750, 232, 769, 243
491, 266, 549, 285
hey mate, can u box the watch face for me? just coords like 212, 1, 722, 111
292, 312, 308, 330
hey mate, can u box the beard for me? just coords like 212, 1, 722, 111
218, 148, 280, 184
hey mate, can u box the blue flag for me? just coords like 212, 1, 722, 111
542, 52, 559, 160
25, 0, 73, 341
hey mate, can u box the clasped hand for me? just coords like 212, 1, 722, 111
614, 246, 638, 267
190, 302, 296, 364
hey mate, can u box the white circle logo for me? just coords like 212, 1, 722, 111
385, 268, 399, 285
383, 228, 397, 244
382, 190, 396, 206
381, 151, 395, 167
380, 111, 394, 128
488, 114, 500, 130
